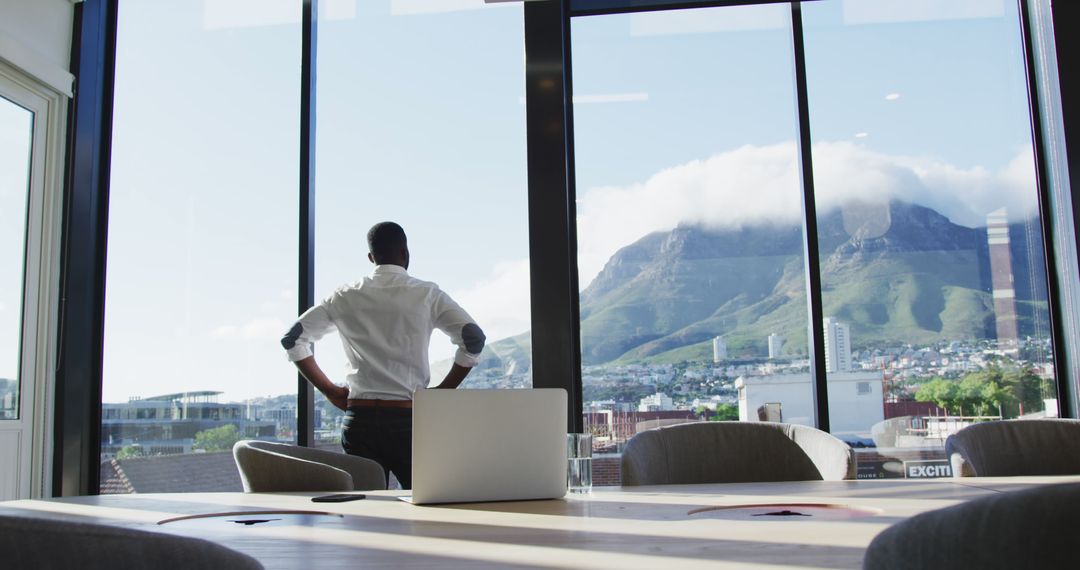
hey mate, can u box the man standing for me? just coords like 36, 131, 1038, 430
281, 222, 485, 489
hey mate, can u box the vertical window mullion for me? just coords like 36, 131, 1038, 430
524, 0, 584, 433
297, 0, 318, 446
790, 1, 830, 432
55, 0, 117, 496
1018, 0, 1075, 418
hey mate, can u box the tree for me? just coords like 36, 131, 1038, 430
958, 373, 998, 416
1002, 368, 1051, 417
710, 403, 739, 421
915, 377, 959, 413
116, 445, 142, 460
193, 424, 241, 452
915, 366, 1051, 419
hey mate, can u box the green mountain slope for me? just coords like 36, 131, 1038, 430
578, 201, 1048, 365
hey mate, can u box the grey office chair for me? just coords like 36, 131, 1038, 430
233, 440, 387, 492
945, 418, 1080, 477
0, 514, 263, 570
863, 482, 1078, 569
620, 421, 855, 485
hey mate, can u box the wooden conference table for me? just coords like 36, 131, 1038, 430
2, 476, 1077, 569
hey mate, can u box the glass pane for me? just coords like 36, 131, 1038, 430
313, 1, 529, 458
101, 0, 300, 492
571, 5, 808, 485
0, 96, 33, 421
803, 0, 1055, 479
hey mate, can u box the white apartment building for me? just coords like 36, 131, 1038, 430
823, 318, 852, 372
712, 336, 727, 363
638, 392, 675, 412
768, 333, 784, 359
735, 371, 884, 436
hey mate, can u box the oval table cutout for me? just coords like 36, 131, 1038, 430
158, 510, 344, 527
687, 502, 883, 520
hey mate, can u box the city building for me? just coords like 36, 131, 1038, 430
638, 393, 675, 412
768, 333, 784, 359
735, 371, 885, 437
0, 379, 14, 420
712, 336, 727, 363
987, 208, 1020, 347
100, 391, 276, 458
823, 318, 852, 372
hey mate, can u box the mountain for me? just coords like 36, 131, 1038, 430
431, 332, 532, 380
577, 200, 1049, 365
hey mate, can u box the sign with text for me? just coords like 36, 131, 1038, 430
903, 459, 952, 479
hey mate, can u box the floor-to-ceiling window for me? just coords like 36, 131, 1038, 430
569, 0, 1063, 483
100, 0, 300, 493
571, 4, 813, 485
803, 0, 1058, 478
313, 0, 530, 466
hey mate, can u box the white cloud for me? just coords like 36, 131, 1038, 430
210, 325, 238, 339
575, 141, 1038, 287
885, 93, 902, 101
447, 259, 531, 346
211, 318, 287, 341
577, 143, 801, 287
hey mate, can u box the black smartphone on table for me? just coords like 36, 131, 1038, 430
311, 493, 366, 503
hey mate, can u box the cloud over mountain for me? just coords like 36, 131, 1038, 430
577, 141, 1037, 287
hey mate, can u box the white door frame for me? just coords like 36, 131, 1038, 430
0, 56, 67, 499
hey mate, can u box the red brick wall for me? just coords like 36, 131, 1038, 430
593, 454, 622, 486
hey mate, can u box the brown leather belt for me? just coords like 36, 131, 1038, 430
347, 398, 413, 409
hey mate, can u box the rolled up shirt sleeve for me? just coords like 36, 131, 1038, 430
281, 302, 336, 362
432, 291, 485, 367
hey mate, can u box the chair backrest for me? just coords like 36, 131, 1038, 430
0, 514, 263, 570
863, 482, 1078, 569
945, 418, 1080, 477
620, 421, 855, 486
233, 440, 386, 492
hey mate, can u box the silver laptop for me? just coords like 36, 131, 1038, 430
407, 388, 568, 505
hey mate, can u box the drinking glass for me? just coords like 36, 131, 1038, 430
567, 433, 592, 493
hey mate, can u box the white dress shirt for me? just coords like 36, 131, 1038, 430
282, 265, 484, 400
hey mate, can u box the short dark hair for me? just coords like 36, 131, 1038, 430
367, 221, 407, 259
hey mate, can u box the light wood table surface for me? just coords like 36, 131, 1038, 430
3, 477, 1078, 569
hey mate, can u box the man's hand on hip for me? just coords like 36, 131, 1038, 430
326, 384, 349, 411
294, 356, 350, 411
433, 363, 473, 389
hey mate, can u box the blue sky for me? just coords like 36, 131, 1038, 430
87, 0, 1039, 403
